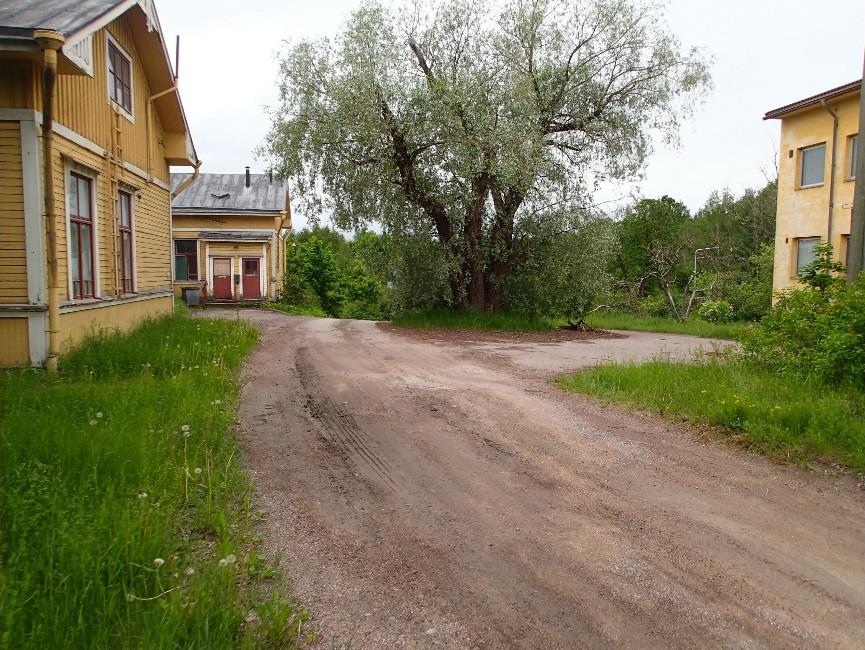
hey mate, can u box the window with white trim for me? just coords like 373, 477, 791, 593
799, 143, 825, 188
69, 172, 96, 299
849, 134, 858, 179
107, 37, 132, 115
796, 237, 821, 276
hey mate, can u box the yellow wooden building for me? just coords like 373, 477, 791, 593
171, 169, 291, 304
765, 80, 859, 295
0, 0, 199, 368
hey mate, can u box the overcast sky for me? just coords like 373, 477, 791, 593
159, 0, 864, 228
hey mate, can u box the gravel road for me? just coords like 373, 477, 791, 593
220, 310, 865, 649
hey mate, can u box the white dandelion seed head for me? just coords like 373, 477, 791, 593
181, 424, 190, 432
185, 567, 195, 576
218, 558, 228, 567
183, 432, 191, 439
89, 420, 98, 426
96, 412, 103, 418
153, 502, 160, 508
194, 467, 202, 475
153, 558, 165, 568
226, 554, 237, 565
138, 492, 148, 500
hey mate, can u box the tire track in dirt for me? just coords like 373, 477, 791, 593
295, 345, 400, 494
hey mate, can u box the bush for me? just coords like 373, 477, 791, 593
696, 299, 734, 323
744, 276, 865, 388
636, 293, 671, 317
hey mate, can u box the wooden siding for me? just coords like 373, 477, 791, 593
38, 17, 171, 183
50, 132, 172, 301
207, 242, 267, 256
0, 121, 28, 303
0, 318, 29, 365
0, 60, 36, 109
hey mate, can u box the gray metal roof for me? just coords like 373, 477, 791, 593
171, 173, 289, 214
0, 0, 128, 36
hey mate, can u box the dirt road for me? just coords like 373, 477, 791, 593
225, 310, 865, 649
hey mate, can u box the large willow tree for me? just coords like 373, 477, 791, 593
265, 0, 710, 311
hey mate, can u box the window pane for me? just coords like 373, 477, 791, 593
175, 255, 188, 281
119, 192, 131, 227
797, 237, 821, 274
175, 239, 195, 254
852, 135, 859, 178
81, 223, 93, 284
122, 233, 132, 277
70, 223, 81, 284
801, 144, 825, 186
69, 175, 78, 216
77, 177, 91, 220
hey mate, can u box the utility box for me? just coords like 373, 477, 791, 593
183, 287, 201, 307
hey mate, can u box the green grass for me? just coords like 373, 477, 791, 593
555, 359, 865, 472
391, 309, 556, 332
1, 312, 311, 648
584, 311, 751, 340
264, 302, 330, 318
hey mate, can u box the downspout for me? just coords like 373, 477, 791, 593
34, 30, 65, 372
171, 160, 201, 199
820, 99, 839, 247
170, 160, 201, 310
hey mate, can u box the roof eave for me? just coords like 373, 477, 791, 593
764, 79, 862, 121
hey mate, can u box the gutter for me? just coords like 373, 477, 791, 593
34, 30, 65, 372
146, 84, 177, 178
820, 99, 839, 246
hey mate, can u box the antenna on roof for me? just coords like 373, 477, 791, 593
175, 35, 180, 79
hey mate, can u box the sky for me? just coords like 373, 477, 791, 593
158, 0, 864, 228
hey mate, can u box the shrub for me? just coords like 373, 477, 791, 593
636, 293, 671, 317
696, 299, 734, 323
743, 275, 865, 388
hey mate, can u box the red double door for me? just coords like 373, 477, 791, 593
211, 257, 261, 300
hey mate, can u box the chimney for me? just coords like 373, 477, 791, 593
245, 166, 250, 188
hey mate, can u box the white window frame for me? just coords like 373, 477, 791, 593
848, 134, 858, 180
64, 161, 101, 301
799, 143, 826, 189
795, 236, 821, 277
105, 32, 134, 123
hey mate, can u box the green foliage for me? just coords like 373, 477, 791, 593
695, 299, 734, 323
636, 293, 673, 317
584, 311, 748, 340
1, 313, 311, 648
744, 274, 865, 388
556, 358, 865, 471
265, 0, 710, 310
616, 196, 691, 286
798, 243, 846, 292
392, 309, 555, 332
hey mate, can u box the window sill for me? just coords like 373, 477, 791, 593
797, 183, 824, 190
109, 100, 134, 124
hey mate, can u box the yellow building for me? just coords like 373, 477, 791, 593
765, 80, 860, 295
171, 170, 291, 303
0, 1, 199, 367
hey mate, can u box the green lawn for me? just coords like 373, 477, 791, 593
555, 359, 865, 472
391, 309, 556, 332
584, 311, 751, 340
1, 311, 311, 648
264, 302, 330, 318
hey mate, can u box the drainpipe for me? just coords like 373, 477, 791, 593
820, 99, 839, 247
34, 30, 65, 372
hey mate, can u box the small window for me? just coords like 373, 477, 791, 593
174, 240, 198, 281
850, 134, 859, 179
796, 237, 821, 276
800, 143, 825, 188
107, 39, 132, 114
69, 172, 96, 299
118, 190, 134, 293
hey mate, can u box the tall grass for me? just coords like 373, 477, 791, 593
391, 309, 556, 332
555, 359, 865, 471
0, 313, 310, 648
584, 311, 750, 340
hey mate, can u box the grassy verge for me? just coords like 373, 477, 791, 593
391, 309, 556, 332
555, 359, 865, 472
584, 311, 751, 340
264, 302, 329, 318
1, 312, 311, 648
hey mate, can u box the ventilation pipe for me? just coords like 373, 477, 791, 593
34, 30, 65, 372
245, 166, 251, 188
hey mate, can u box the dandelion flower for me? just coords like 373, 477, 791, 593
219, 558, 228, 567
181, 424, 190, 432
96, 412, 103, 418
138, 492, 148, 500
89, 419, 98, 426
183, 432, 191, 439
153, 558, 165, 568
194, 467, 202, 475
